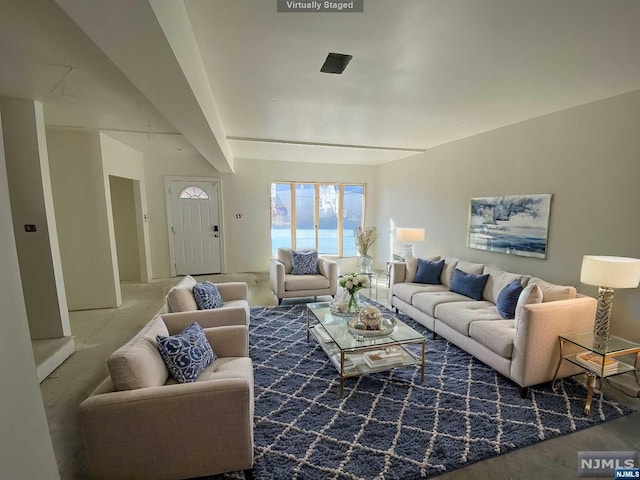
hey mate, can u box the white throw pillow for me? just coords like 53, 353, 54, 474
514, 283, 543, 329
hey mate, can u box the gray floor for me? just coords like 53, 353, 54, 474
40, 273, 640, 479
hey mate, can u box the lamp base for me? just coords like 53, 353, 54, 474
402, 242, 414, 258
593, 286, 614, 349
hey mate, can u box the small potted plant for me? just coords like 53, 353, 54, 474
339, 272, 368, 313
354, 226, 379, 273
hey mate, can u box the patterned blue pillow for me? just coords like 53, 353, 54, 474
192, 281, 223, 309
291, 250, 318, 275
156, 322, 216, 383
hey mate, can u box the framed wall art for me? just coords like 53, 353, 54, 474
468, 194, 552, 259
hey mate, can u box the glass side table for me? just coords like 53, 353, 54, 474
551, 331, 640, 415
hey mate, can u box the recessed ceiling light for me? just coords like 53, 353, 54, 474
321, 52, 353, 74
176, 148, 183, 151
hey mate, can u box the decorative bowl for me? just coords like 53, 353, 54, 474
347, 315, 397, 338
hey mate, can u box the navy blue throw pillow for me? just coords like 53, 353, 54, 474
449, 269, 489, 300
157, 322, 216, 383
193, 281, 224, 309
414, 258, 445, 284
496, 280, 524, 319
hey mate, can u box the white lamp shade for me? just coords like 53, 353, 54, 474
396, 228, 425, 242
580, 255, 640, 288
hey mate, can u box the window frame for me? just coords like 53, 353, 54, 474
270, 181, 367, 257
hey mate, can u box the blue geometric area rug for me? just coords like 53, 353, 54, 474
215, 303, 634, 480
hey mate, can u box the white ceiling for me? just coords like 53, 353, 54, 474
3, 0, 640, 168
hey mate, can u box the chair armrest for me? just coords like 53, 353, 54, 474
205, 325, 249, 357
270, 258, 285, 297
511, 296, 597, 387
216, 282, 248, 301
161, 307, 248, 334
318, 257, 338, 294
79, 377, 254, 479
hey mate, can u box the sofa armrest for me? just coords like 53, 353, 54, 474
318, 257, 338, 294
510, 296, 597, 388
161, 307, 248, 334
79, 377, 254, 479
388, 262, 408, 303
216, 282, 248, 302
205, 325, 249, 357
270, 258, 285, 297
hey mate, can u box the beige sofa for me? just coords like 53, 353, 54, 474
390, 256, 597, 397
165, 275, 250, 326
79, 311, 254, 480
270, 248, 338, 304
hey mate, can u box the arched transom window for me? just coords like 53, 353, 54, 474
179, 185, 209, 200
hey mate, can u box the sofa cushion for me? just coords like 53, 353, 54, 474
157, 322, 216, 383
482, 265, 527, 304
528, 277, 576, 302
412, 290, 470, 317
405, 255, 440, 283
415, 258, 445, 284
193, 281, 224, 309
450, 269, 490, 301
291, 250, 319, 275
496, 280, 524, 319
108, 317, 170, 391
440, 258, 459, 287
456, 260, 485, 275
165, 357, 254, 386
285, 274, 329, 291
514, 283, 544, 328
469, 320, 516, 359
278, 248, 294, 274
393, 283, 448, 305
435, 301, 501, 336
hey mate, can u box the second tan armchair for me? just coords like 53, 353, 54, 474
270, 248, 338, 304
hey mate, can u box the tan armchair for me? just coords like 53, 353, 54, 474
270, 248, 338, 304
165, 275, 250, 326
78, 313, 254, 480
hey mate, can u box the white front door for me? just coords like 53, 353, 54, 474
169, 180, 222, 275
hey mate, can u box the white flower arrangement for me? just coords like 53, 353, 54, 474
339, 272, 368, 295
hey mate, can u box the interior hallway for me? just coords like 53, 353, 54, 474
40, 273, 640, 479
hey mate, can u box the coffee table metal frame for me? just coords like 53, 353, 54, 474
306, 302, 425, 396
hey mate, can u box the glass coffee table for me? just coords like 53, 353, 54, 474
306, 302, 425, 396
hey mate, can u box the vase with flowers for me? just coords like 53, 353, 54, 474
354, 226, 379, 273
339, 272, 368, 313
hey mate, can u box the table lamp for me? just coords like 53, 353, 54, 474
396, 228, 425, 258
580, 255, 640, 347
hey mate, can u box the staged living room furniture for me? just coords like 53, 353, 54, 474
78, 311, 254, 480
270, 248, 338, 304
390, 255, 598, 397
165, 274, 250, 326
306, 301, 425, 396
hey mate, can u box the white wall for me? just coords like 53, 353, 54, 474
100, 133, 152, 283
0, 98, 70, 339
109, 176, 140, 281
143, 151, 378, 277
47, 129, 120, 309
0, 111, 60, 479
376, 90, 640, 341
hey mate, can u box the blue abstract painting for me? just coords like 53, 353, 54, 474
468, 194, 552, 259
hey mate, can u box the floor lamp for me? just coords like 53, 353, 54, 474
580, 255, 640, 349
396, 228, 425, 258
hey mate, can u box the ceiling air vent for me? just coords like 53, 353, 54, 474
321, 52, 353, 74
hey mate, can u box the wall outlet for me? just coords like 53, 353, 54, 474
24, 224, 37, 232
235, 213, 243, 219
